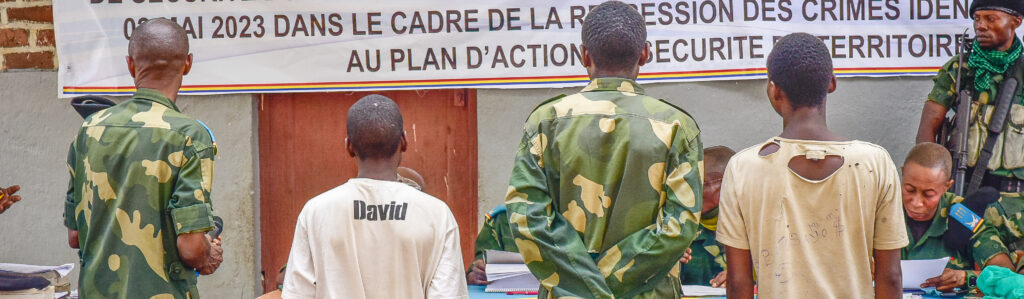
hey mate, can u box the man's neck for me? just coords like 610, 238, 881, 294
356, 159, 399, 182
588, 70, 637, 80
997, 39, 1016, 52
135, 79, 181, 102
779, 106, 845, 141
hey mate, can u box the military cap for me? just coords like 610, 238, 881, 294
971, 0, 1024, 17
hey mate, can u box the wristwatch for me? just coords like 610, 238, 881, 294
964, 270, 978, 290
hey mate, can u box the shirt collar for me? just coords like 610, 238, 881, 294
132, 88, 181, 112
580, 77, 646, 95
911, 192, 957, 242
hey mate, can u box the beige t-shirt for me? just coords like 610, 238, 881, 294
716, 137, 909, 298
282, 178, 469, 299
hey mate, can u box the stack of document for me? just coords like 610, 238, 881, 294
484, 250, 540, 293
681, 285, 726, 297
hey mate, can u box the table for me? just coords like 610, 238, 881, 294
468, 285, 535, 299
467, 285, 968, 299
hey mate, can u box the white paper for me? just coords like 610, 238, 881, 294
0, 263, 74, 277
484, 273, 540, 293
681, 285, 726, 296
483, 250, 539, 292
485, 250, 526, 264
900, 257, 950, 289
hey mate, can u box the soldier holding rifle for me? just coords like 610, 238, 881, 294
916, 0, 1024, 195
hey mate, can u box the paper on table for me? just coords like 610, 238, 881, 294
0, 263, 74, 277
681, 285, 726, 296
485, 250, 526, 264
900, 257, 950, 289
485, 273, 540, 293
484, 250, 538, 292
486, 264, 531, 280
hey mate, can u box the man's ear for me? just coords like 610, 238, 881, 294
767, 81, 779, 103
345, 137, 357, 158
126, 56, 137, 78
638, 46, 650, 67
400, 131, 408, 153
183, 53, 193, 76
1013, 15, 1023, 29
581, 45, 592, 68
827, 75, 837, 93
944, 178, 955, 190
767, 80, 787, 113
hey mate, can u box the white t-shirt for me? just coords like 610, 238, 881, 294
716, 137, 909, 298
282, 178, 469, 299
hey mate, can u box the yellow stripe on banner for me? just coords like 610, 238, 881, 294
63, 68, 942, 94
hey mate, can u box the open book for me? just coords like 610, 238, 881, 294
484, 250, 540, 293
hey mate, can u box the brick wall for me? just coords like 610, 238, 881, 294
0, 0, 54, 71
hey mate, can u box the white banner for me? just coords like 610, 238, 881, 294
55, 0, 979, 97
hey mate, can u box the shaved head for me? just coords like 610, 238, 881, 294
904, 142, 952, 179
347, 95, 404, 160
704, 146, 736, 175
126, 18, 192, 94
129, 18, 189, 63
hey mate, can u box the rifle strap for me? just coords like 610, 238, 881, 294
968, 57, 1024, 194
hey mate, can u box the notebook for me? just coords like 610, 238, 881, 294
681, 285, 726, 297
484, 250, 540, 293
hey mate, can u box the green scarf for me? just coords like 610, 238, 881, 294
970, 38, 1023, 92
700, 207, 719, 232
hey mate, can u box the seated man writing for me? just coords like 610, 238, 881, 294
680, 146, 734, 287
900, 142, 1014, 291
467, 204, 518, 285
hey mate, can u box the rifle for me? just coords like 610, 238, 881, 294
946, 33, 974, 196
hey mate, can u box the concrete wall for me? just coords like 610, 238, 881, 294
476, 76, 932, 225
0, 69, 935, 294
0, 72, 260, 298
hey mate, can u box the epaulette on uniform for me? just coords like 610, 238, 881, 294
486, 204, 507, 221
197, 119, 218, 156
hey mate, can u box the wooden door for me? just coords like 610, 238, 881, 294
257, 90, 478, 292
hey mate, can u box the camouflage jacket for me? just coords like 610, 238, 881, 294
505, 78, 703, 299
63, 88, 217, 299
680, 208, 725, 286
901, 193, 1008, 271
473, 205, 518, 261
927, 53, 1024, 179
984, 192, 1024, 272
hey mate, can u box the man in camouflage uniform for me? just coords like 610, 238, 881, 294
504, 2, 703, 298
985, 192, 1024, 273
467, 204, 518, 285
680, 146, 733, 287
64, 19, 223, 298
916, 0, 1024, 192
899, 143, 1014, 291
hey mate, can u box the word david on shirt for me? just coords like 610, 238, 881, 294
353, 200, 409, 221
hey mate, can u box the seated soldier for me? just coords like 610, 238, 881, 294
984, 192, 1024, 274
466, 204, 519, 285
680, 146, 734, 287
900, 142, 1015, 291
